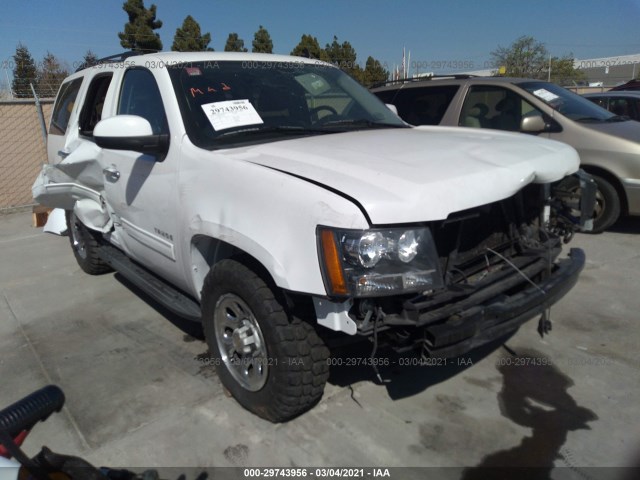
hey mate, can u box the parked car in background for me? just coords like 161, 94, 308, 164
372, 76, 640, 232
609, 79, 640, 91
583, 91, 640, 121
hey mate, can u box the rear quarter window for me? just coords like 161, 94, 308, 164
49, 78, 83, 135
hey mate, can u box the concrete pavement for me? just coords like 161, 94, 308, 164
1, 210, 638, 474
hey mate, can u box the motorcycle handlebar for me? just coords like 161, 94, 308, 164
0, 385, 65, 437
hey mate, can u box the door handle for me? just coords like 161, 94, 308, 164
58, 150, 71, 159
103, 166, 121, 183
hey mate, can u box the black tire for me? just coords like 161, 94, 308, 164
201, 259, 329, 422
66, 211, 113, 275
565, 173, 621, 233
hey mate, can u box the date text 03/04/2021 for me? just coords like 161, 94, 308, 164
243, 468, 391, 478
326, 357, 472, 367
194, 356, 474, 367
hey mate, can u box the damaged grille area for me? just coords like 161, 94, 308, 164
432, 183, 549, 285
352, 184, 585, 358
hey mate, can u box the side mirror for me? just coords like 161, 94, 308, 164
386, 103, 399, 115
520, 114, 547, 133
94, 115, 169, 157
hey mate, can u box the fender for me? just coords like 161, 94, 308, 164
177, 142, 369, 299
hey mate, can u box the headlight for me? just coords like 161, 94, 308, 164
318, 226, 443, 297
344, 231, 386, 268
398, 230, 419, 263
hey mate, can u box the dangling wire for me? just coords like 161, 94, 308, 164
486, 247, 546, 296
487, 247, 553, 337
370, 308, 390, 384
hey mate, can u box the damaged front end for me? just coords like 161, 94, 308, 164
547, 169, 598, 242
321, 171, 596, 359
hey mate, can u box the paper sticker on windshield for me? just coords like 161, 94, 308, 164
201, 99, 263, 131
532, 88, 559, 102
185, 67, 202, 76
295, 73, 330, 95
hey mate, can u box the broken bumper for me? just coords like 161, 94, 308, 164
401, 248, 585, 358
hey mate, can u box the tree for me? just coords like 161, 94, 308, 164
324, 36, 362, 80
290, 34, 329, 61
325, 36, 357, 70
491, 35, 584, 84
361, 56, 389, 86
37, 52, 69, 97
11, 43, 37, 98
224, 33, 247, 52
81, 50, 99, 69
549, 55, 585, 85
491, 36, 547, 78
172, 15, 212, 52
118, 0, 163, 53
252, 25, 273, 53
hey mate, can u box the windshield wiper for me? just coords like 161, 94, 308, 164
605, 115, 630, 122
319, 119, 408, 129
576, 116, 605, 123
217, 125, 335, 139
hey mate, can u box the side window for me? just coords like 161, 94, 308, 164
394, 85, 459, 125
49, 78, 83, 135
589, 97, 608, 109
384, 86, 459, 125
609, 98, 631, 118
459, 86, 544, 132
79, 74, 113, 136
118, 68, 168, 135
631, 99, 640, 120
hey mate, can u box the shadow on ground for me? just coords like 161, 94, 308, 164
327, 331, 517, 401
607, 216, 640, 234
114, 273, 204, 340
461, 348, 598, 480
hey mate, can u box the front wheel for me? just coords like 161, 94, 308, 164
201, 259, 329, 422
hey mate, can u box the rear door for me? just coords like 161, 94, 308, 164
35, 72, 115, 215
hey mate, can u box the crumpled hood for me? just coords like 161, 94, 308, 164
225, 126, 580, 224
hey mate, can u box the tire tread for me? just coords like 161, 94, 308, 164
66, 212, 113, 275
201, 259, 329, 422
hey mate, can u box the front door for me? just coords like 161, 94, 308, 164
101, 67, 181, 284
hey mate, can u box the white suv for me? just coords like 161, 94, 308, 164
34, 52, 592, 422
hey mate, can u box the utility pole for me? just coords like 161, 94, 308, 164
30, 83, 48, 147
548, 53, 551, 82
3, 67, 13, 98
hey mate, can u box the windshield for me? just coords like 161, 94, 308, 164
168, 60, 407, 149
518, 81, 621, 123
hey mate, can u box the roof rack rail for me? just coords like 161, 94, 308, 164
75, 51, 144, 72
370, 74, 479, 89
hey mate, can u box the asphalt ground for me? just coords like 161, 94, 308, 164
1, 210, 639, 478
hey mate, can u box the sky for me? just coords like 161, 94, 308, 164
1, 0, 639, 86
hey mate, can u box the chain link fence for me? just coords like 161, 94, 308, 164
0, 99, 53, 211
